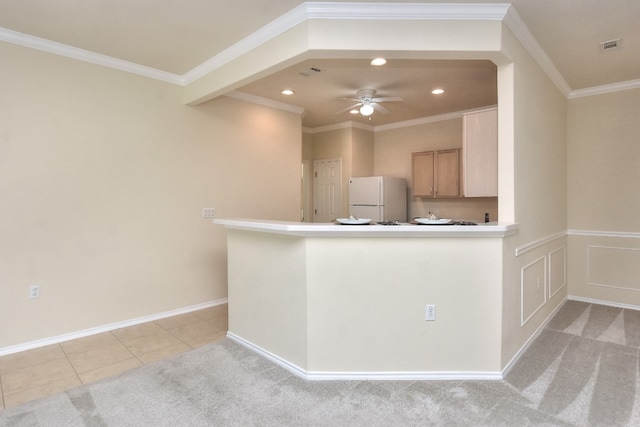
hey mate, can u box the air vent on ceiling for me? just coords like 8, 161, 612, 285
600, 38, 621, 52
299, 67, 321, 77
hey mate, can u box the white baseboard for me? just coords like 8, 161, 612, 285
227, 331, 503, 381
0, 298, 228, 357
501, 294, 640, 378
501, 295, 568, 378
568, 295, 640, 311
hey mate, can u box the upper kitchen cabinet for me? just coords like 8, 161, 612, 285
412, 149, 460, 198
462, 108, 498, 197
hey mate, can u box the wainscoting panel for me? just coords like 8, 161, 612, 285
549, 246, 567, 298
521, 256, 547, 326
587, 245, 640, 292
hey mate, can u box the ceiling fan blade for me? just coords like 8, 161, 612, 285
335, 102, 363, 115
372, 103, 390, 114
372, 96, 403, 103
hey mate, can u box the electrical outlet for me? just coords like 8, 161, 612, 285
425, 304, 436, 321
30, 285, 40, 299
202, 208, 216, 218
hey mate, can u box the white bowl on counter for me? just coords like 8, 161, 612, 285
335, 218, 372, 225
414, 218, 453, 225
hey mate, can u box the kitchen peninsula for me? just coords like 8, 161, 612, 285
214, 218, 518, 379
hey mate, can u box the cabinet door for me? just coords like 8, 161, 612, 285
411, 151, 434, 197
463, 108, 498, 197
435, 149, 460, 197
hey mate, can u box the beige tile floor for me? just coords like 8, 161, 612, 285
0, 304, 228, 410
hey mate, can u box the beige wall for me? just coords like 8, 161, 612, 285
0, 42, 302, 349
374, 118, 498, 222
350, 127, 374, 177
567, 88, 640, 306
498, 26, 568, 367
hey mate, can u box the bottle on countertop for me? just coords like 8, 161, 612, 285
484, 212, 490, 223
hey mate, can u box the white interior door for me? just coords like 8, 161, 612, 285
301, 161, 312, 222
313, 158, 342, 222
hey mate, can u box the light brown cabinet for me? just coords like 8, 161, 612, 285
411, 149, 460, 198
462, 108, 498, 197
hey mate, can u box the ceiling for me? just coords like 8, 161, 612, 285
1, 0, 637, 128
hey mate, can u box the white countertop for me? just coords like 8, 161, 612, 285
213, 218, 519, 238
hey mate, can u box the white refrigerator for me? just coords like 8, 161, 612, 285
348, 176, 407, 223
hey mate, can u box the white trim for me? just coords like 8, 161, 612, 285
520, 256, 548, 326
302, 105, 498, 134
568, 229, 640, 239
227, 332, 502, 381
226, 332, 309, 379
303, 120, 374, 134
568, 295, 640, 312
182, 3, 310, 84
225, 91, 305, 115
374, 105, 498, 132
501, 295, 567, 377
568, 79, 640, 99
586, 245, 640, 293
548, 246, 567, 299
183, 2, 510, 84
3, 3, 639, 100
515, 230, 567, 256
0, 298, 228, 357
304, 2, 510, 21
304, 370, 503, 381
0, 27, 184, 85
502, 5, 571, 97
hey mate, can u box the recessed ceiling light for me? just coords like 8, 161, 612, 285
432, 89, 445, 95
370, 58, 387, 66
349, 109, 359, 115
281, 89, 295, 95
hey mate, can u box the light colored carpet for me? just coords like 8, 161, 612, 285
2, 300, 639, 426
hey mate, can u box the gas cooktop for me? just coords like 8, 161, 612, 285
376, 220, 478, 226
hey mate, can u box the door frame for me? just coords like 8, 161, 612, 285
313, 158, 342, 223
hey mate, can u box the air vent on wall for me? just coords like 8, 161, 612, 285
600, 38, 621, 52
298, 67, 321, 77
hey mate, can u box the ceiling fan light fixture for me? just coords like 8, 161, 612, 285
360, 102, 374, 116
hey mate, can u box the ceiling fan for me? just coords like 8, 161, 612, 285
335, 89, 403, 117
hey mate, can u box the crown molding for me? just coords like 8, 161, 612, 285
374, 105, 498, 132
568, 78, 640, 99
501, 5, 571, 97
0, 26, 184, 85
2, 2, 637, 101
300, 105, 498, 133
182, 3, 310, 84
225, 90, 305, 115
182, 2, 510, 84
304, 1, 510, 20
303, 120, 374, 134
